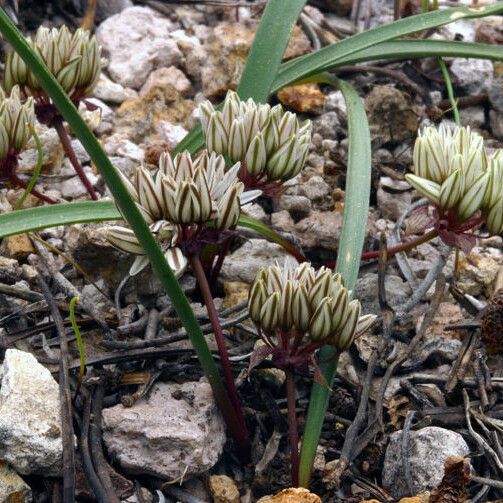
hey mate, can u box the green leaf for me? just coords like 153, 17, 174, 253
237, 0, 306, 102
0, 201, 121, 238
238, 214, 306, 263
174, 0, 306, 156
321, 39, 503, 68
274, 2, 503, 91
299, 78, 371, 487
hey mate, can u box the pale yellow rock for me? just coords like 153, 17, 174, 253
257, 487, 321, 503
2, 234, 35, 259
223, 281, 249, 309
0, 461, 32, 502
208, 475, 239, 503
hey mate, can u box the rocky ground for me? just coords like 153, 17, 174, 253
1, 0, 503, 502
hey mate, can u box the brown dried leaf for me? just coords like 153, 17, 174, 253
428, 456, 470, 503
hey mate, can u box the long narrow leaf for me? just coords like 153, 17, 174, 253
0, 201, 121, 238
174, 0, 306, 155
0, 7, 247, 443
274, 2, 503, 91
299, 78, 371, 487
237, 0, 306, 101
319, 39, 503, 69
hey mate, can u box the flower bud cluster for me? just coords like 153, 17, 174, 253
103, 150, 260, 275
405, 125, 503, 234
199, 91, 311, 188
0, 86, 34, 164
249, 263, 375, 352
4, 26, 102, 102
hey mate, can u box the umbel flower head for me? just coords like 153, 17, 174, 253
248, 262, 376, 373
4, 26, 102, 122
0, 86, 35, 180
199, 90, 312, 196
405, 125, 503, 250
102, 150, 261, 276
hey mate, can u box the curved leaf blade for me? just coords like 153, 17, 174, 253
299, 78, 371, 487
0, 201, 121, 238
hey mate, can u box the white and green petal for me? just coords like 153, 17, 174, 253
405, 174, 441, 206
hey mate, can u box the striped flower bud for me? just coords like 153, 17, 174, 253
0, 86, 34, 175
405, 126, 503, 229
248, 262, 376, 352
199, 91, 312, 189
4, 26, 103, 104
101, 150, 260, 275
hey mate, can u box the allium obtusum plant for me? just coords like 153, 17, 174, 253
199, 90, 312, 197
0, 86, 54, 203
3, 25, 103, 200
103, 149, 261, 458
403, 125, 503, 254
248, 262, 376, 486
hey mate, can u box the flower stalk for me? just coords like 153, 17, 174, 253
190, 254, 250, 461
286, 369, 300, 487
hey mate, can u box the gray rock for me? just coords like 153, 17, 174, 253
294, 211, 343, 251
383, 426, 470, 499
93, 74, 137, 104
298, 176, 331, 201
96, 0, 133, 23
96, 7, 182, 89
140, 66, 192, 97
221, 239, 295, 283
0, 461, 32, 502
489, 73, 503, 112
324, 90, 347, 120
156, 121, 188, 150
102, 380, 226, 480
490, 110, 503, 140
277, 195, 312, 220
60, 168, 99, 199
312, 111, 341, 139
0, 349, 62, 476
459, 106, 485, 130
354, 273, 411, 312
450, 58, 493, 95
271, 210, 295, 233
377, 177, 412, 221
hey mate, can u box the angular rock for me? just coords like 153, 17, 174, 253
221, 239, 296, 283
459, 106, 485, 130
277, 194, 312, 220
0, 461, 32, 503
1, 234, 35, 259
96, 0, 133, 22
156, 121, 188, 150
140, 66, 192, 97
96, 7, 182, 89
277, 83, 325, 114
93, 73, 137, 104
450, 58, 493, 95
366, 85, 419, 146
208, 475, 240, 503
490, 110, 503, 140
0, 349, 62, 476
271, 210, 296, 233
102, 380, 225, 480
489, 73, 503, 112
377, 177, 412, 221
201, 22, 310, 98
354, 273, 412, 313
383, 427, 470, 499
294, 211, 343, 251
114, 85, 194, 143
257, 488, 321, 503
457, 254, 501, 297
312, 111, 342, 140
298, 176, 331, 201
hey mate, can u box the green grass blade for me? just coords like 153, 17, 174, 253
298, 78, 371, 487
0, 7, 244, 440
324, 39, 503, 67
238, 214, 306, 263
0, 201, 121, 238
174, 0, 306, 155
274, 2, 503, 91
237, 0, 306, 101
